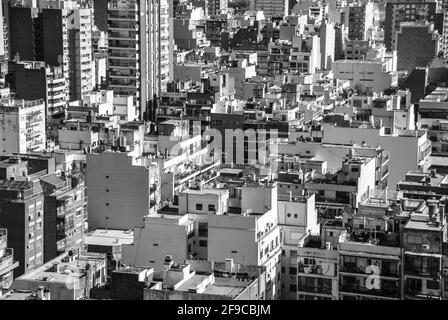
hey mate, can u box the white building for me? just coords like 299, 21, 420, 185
122, 213, 195, 271
322, 124, 432, 189
207, 182, 282, 299
277, 193, 319, 299
332, 59, 398, 92
0, 98, 46, 155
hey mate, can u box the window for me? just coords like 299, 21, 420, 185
208, 204, 215, 212
290, 250, 297, 258
199, 240, 207, 247
427, 280, 439, 290
196, 203, 203, 210
281, 267, 285, 273
231, 250, 237, 254
289, 284, 297, 292
290, 267, 297, 275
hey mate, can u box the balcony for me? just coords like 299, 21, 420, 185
340, 264, 399, 278
340, 283, 399, 298
0, 248, 13, 272
297, 284, 332, 295
404, 266, 439, 278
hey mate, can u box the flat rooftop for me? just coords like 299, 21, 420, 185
85, 229, 134, 247
405, 220, 444, 232
181, 188, 229, 196
202, 277, 254, 298
0, 180, 33, 191
15, 252, 106, 285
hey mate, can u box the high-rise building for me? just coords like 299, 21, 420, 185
442, 10, 448, 59
384, 0, 438, 51
249, 0, 289, 19
341, 2, 375, 41
396, 22, 439, 73
6, 60, 67, 117
108, 0, 170, 121
7, 0, 94, 102
67, 7, 95, 101
208, 0, 228, 16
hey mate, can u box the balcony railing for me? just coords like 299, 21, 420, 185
340, 284, 399, 298
297, 285, 332, 295
0, 248, 13, 271
340, 264, 399, 278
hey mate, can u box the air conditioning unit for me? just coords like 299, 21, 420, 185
422, 244, 430, 250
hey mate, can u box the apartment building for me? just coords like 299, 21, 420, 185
40, 173, 88, 263
321, 124, 432, 189
144, 260, 266, 300
418, 87, 448, 155
12, 251, 107, 300
122, 213, 196, 270
278, 193, 319, 298
208, 182, 282, 299
402, 201, 447, 299
396, 22, 439, 73
107, 0, 170, 120
338, 194, 403, 300
0, 180, 44, 277
208, 0, 228, 16
294, 233, 339, 300
341, 2, 375, 41
332, 59, 398, 92
290, 35, 321, 75
67, 7, 95, 101
384, 0, 438, 51
7, 60, 67, 117
249, 0, 289, 19
8, 0, 94, 102
0, 98, 46, 156
397, 171, 448, 200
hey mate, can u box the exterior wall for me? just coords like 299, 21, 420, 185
0, 100, 46, 156
332, 60, 397, 92
178, 191, 229, 215
250, 0, 289, 19
122, 216, 193, 270
396, 24, 438, 73
322, 124, 430, 189
86, 152, 156, 230
0, 191, 44, 277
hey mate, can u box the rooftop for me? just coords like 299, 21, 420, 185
84, 229, 134, 247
